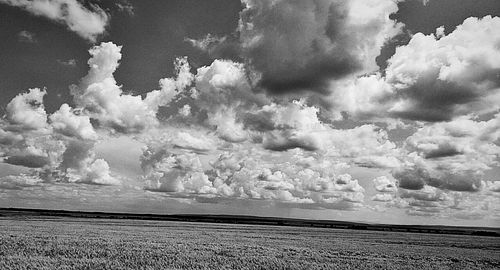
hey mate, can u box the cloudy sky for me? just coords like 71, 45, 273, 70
1, 0, 499, 227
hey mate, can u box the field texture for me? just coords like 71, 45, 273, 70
0, 218, 498, 270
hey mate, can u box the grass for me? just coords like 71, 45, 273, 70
0, 217, 499, 269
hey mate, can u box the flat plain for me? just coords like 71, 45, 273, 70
0, 217, 498, 270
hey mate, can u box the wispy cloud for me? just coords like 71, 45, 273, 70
115, 0, 134, 16
17, 30, 36, 43
57, 59, 76, 67
1, 0, 109, 42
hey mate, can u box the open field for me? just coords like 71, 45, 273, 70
0, 217, 499, 269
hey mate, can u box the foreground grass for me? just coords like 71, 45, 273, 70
0, 218, 498, 269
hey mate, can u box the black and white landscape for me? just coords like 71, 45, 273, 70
0, 0, 499, 269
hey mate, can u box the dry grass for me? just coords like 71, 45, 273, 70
0, 217, 498, 269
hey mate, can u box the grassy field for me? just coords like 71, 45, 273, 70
0, 218, 498, 269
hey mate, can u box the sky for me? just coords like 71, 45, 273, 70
0, 0, 499, 227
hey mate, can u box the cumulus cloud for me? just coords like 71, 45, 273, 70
241, 100, 400, 166
239, 0, 401, 94
50, 104, 97, 140
145, 56, 194, 111
70, 42, 195, 134
328, 74, 394, 121
71, 42, 158, 133
141, 147, 213, 193
171, 131, 216, 153
57, 139, 118, 185
385, 16, 500, 121
0, 89, 67, 170
393, 114, 500, 192
373, 176, 398, 193
0, 0, 109, 42
77, 158, 118, 185
0, 128, 117, 185
141, 141, 365, 210
1, 79, 117, 185
6, 88, 48, 130
192, 59, 268, 141
329, 16, 500, 124
371, 176, 398, 202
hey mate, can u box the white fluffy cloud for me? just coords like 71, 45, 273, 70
56, 139, 118, 185
1, 93, 65, 169
371, 176, 397, 202
0, 0, 109, 42
70, 42, 158, 133
1, 76, 118, 185
332, 16, 500, 122
192, 59, 269, 142
70, 42, 195, 134
141, 145, 365, 209
144, 57, 194, 110
385, 16, 500, 121
50, 104, 97, 140
6, 88, 48, 130
373, 176, 398, 193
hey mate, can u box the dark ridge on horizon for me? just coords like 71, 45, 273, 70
1, 207, 499, 237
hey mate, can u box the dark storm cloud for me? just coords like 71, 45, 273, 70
389, 75, 500, 122
4, 154, 50, 168
393, 162, 485, 192
238, 0, 401, 95
425, 167, 483, 192
393, 167, 427, 190
262, 132, 319, 152
422, 145, 462, 159
393, 165, 484, 192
